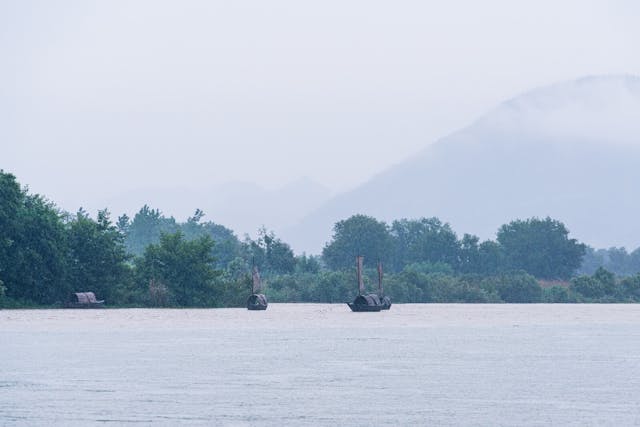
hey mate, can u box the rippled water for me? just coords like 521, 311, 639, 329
2, 304, 640, 426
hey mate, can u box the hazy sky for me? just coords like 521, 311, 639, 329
2, 0, 640, 216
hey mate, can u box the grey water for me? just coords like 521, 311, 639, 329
2, 304, 640, 426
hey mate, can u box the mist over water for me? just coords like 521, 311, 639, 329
3, 304, 640, 426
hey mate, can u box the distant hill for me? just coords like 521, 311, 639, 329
284, 75, 640, 254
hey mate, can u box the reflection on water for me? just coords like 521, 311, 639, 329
2, 304, 640, 426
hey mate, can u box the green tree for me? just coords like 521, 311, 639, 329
295, 253, 321, 274
116, 213, 131, 235
2, 194, 68, 304
136, 231, 221, 306
323, 214, 392, 270
66, 209, 132, 302
620, 274, 640, 301
477, 240, 503, 275
488, 272, 542, 303
390, 217, 460, 272
179, 209, 242, 268
314, 271, 352, 303
578, 246, 640, 277
569, 267, 618, 300
497, 217, 586, 279
593, 267, 616, 295
124, 205, 178, 256
458, 234, 480, 273
570, 276, 603, 299
0, 171, 22, 289
542, 285, 571, 303
244, 228, 297, 274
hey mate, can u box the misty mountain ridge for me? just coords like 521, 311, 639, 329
283, 75, 640, 254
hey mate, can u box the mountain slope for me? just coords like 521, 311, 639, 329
284, 75, 640, 253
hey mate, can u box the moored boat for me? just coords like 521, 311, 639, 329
347, 255, 385, 312
247, 266, 268, 310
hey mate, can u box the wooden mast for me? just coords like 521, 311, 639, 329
356, 255, 364, 295
378, 260, 383, 296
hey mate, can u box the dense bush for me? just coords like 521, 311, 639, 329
2, 170, 639, 308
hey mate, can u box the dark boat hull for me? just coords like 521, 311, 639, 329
347, 302, 383, 312
247, 294, 268, 310
380, 296, 392, 310
64, 302, 105, 309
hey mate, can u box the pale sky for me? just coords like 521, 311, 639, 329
2, 0, 640, 218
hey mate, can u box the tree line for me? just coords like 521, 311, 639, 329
1, 170, 639, 307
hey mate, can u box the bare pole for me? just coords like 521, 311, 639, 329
357, 255, 364, 295
378, 259, 383, 296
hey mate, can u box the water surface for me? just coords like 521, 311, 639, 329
2, 304, 640, 426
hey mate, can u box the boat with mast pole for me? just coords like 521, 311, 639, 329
347, 255, 384, 312
247, 265, 268, 310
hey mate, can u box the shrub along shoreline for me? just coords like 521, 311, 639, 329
1, 170, 639, 308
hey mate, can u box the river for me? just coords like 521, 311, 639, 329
2, 304, 640, 426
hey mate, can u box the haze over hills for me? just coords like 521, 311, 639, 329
283, 75, 640, 254
104, 177, 332, 239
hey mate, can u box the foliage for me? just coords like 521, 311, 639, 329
4, 170, 640, 307
123, 205, 178, 256
380, 270, 501, 303
244, 227, 296, 274
497, 217, 586, 279
181, 209, 243, 268
322, 214, 392, 270
578, 246, 640, 277
402, 262, 454, 275
477, 241, 503, 275
570, 276, 605, 299
135, 231, 223, 306
0, 171, 69, 304
568, 268, 640, 302
121, 206, 243, 269
458, 234, 480, 273
542, 286, 571, 303
620, 275, 640, 300
487, 272, 542, 303
390, 217, 460, 272
66, 209, 132, 302
295, 253, 321, 274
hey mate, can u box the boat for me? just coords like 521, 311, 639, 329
64, 292, 105, 308
247, 266, 268, 310
347, 256, 384, 312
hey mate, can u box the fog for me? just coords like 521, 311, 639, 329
285, 75, 640, 253
2, 1, 640, 243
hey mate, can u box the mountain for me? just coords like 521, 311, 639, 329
284, 75, 640, 254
